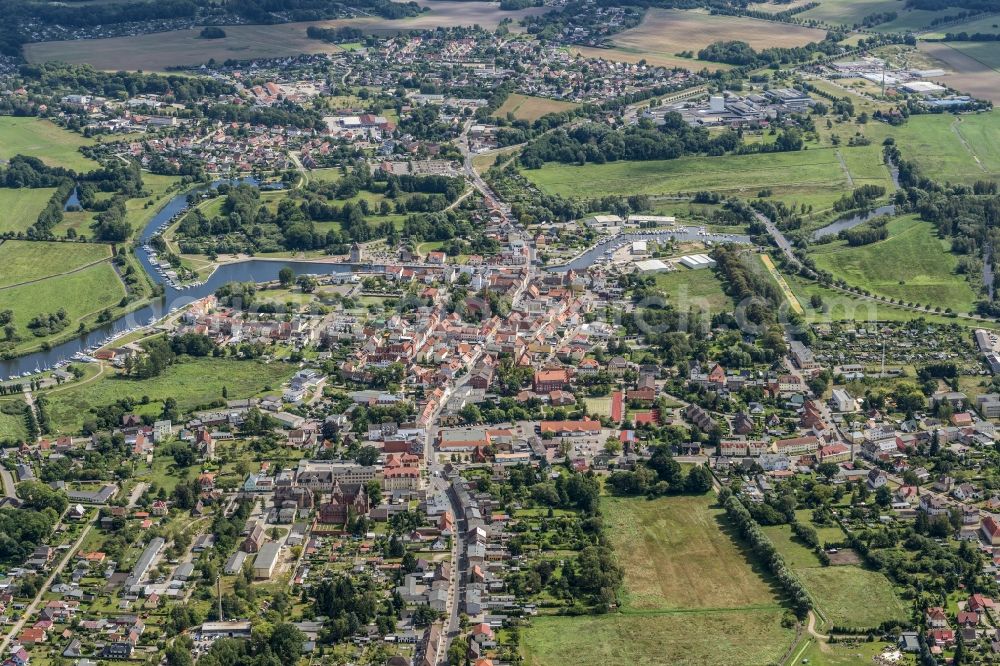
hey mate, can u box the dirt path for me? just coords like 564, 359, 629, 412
835, 149, 855, 188
951, 118, 987, 173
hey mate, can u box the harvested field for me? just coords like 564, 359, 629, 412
493, 94, 579, 122
572, 45, 731, 72
798, 0, 950, 31
602, 8, 826, 67
26, 1, 550, 71
917, 41, 1000, 103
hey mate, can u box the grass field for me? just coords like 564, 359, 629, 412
25, 0, 550, 71
523, 494, 795, 666
654, 268, 732, 315
921, 14, 1000, 39
493, 94, 579, 123
522, 148, 873, 211
0, 262, 126, 352
860, 111, 1000, 183
583, 396, 612, 418
0, 240, 112, 289
602, 495, 781, 611
43, 357, 295, 433
917, 41, 1000, 104
0, 410, 27, 443
0, 117, 97, 172
810, 215, 978, 314
602, 8, 825, 68
796, 566, 909, 628
522, 609, 795, 666
0, 188, 58, 234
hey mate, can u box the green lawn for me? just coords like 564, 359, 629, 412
522, 148, 865, 211
43, 357, 296, 433
0, 188, 58, 234
0, 117, 98, 172
654, 268, 733, 315
810, 215, 978, 314
522, 609, 795, 666
0, 240, 112, 288
0, 409, 27, 443
124, 173, 181, 240
0, 262, 126, 353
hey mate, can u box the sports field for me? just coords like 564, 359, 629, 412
493, 94, 580, 123
523, 494, 796, 666
0, 117, 97, 172
604, 8, 826, 68
0, 241, 112, 289
43, 357, 296, 433
522, 148, 874, 211
809, 215, 978, 314
0, 188, 58, 234
25, 0, 550, 71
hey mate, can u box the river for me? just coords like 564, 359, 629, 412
0, 179, 348, 379
809, 204, 896, 241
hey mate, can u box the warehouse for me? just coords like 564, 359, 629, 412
679, 254, 716, 269
253, 542, 281, 580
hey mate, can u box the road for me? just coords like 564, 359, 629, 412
0, 467, 15, 499
0, 512, 98, 653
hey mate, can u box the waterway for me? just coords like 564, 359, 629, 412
809, 204, 896, 241
0, 179, 345, 379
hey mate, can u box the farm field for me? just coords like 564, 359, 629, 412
42, 357, 296, 434
493, 94, 579, 122
0, 188, 58, 234
810, 215, 978, 314
0, 262, 126, 353
603, 8, 826, 68
916, 41, 1000, 104
797, 0, 950, 30
0, 117, 97, 171
522, 148, 865, 210
25, 0, 551, 71
523, 494, 795, 666
653, 268, 732, 315
0, 240, 112, 288
921, 14, 1000, 39
521, 609, 794, 666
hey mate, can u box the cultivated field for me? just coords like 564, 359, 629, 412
0, 117, 97, 171
523, 494, 795, 666
921, 14, 1000, 39
0, 241, 112, 289
810, 215, 978, 314
522, 148, 884, 211
917, 41, 1000, 104
602, 9, 826, 67
25, 0, 551, 71
43, 357, 295, 433
797, 0, 951, 31
0, 188, 58, 234
493, 94, 580, 123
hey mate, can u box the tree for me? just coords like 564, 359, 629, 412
356, 446, 380, 466
603, 436, 622, 456
684, 465, 713, 494
278, 267, 294, 287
